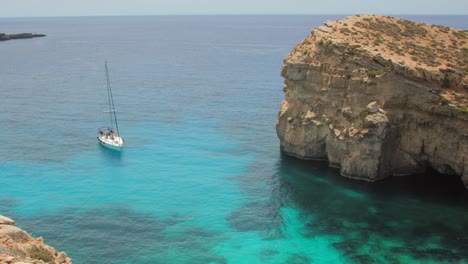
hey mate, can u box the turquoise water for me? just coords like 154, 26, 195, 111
1, 15, 468, 263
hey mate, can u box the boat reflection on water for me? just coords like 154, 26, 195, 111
98, 142, 123, 162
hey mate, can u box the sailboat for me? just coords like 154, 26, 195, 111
97, 61, 124, 150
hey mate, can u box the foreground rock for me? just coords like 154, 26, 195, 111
276, 15, 468, 187
0, 215, 71, 264
0, 33, 46, 41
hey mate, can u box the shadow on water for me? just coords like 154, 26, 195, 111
97, 143, 123, 162
276, 152, 468, 207
10, 205, 226, 264
274, 152, 468, 263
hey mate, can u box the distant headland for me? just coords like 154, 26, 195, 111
277, 15, 468, 188
0, 33, 46, 41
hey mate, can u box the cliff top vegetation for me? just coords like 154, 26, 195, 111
317, 15, 467, 75
289, 14, 467, 109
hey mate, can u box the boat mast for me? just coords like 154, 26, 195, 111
105, 61, 120, 134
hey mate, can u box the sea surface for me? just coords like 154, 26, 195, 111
1, 15, 467, 264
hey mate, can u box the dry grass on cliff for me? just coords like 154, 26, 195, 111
292, 14, 468, 110
324, 14, 468, 76
27, 245, 54, 263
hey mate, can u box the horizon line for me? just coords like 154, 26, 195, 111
1, 13, 468, 19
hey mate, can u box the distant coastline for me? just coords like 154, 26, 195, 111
0, 33, 46, 41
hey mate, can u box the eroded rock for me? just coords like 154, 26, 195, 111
0, 215, 15, 225
0, 216, 71, 264
276, 15, 468, 186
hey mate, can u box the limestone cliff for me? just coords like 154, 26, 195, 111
276, 15, 468, 187
0, 215, 71, 264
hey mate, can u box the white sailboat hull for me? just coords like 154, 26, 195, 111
98, 134, 124, 150
98, 61, 124, 151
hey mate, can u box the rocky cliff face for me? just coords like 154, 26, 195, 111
277, 15, 468, 186
0, 215, 71, 264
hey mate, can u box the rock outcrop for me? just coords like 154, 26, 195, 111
276, 15, 468, 186
0, 215, 71, 264
0, 33, 46, 41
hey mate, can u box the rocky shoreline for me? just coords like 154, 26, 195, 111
0, 33, 46, 41
0, 215, 71, 264
276, 15, 467, 187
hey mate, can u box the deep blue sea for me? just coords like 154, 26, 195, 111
1, 15, 468, 264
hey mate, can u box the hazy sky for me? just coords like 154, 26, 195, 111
1, 0, 467, 17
